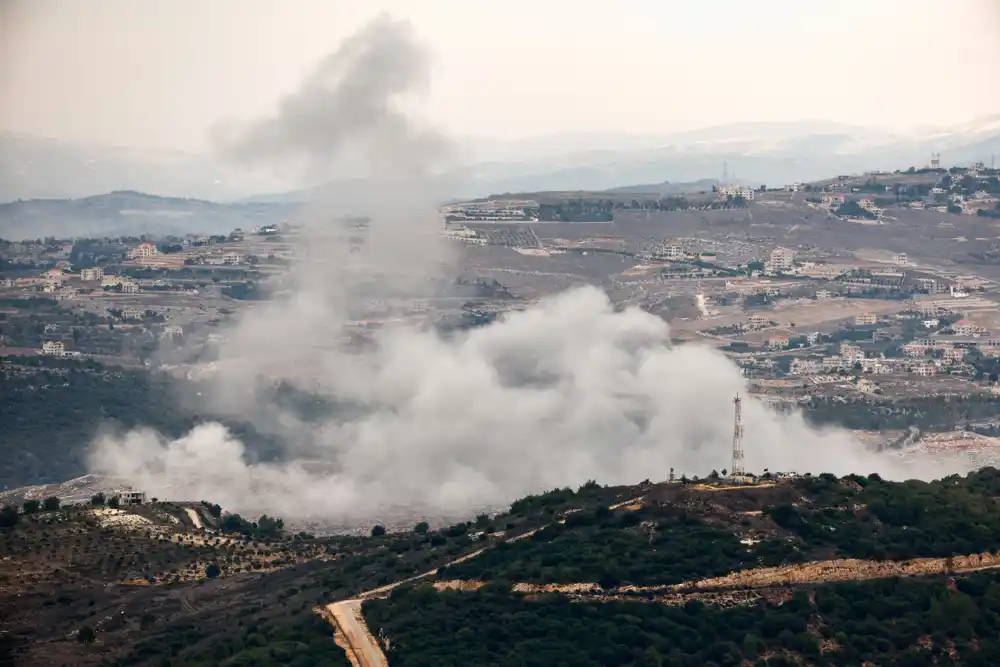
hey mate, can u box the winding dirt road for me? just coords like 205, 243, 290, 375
315, 497, 645, 666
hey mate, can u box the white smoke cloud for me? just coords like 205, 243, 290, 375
88, 15, 948, 526
89, 286, 942, 523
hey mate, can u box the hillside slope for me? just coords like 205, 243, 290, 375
3, 470, 1000, 665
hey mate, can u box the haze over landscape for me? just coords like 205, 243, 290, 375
73, 13, 943, 523
4, 4, 1000, 666
2, 0, 1000, 201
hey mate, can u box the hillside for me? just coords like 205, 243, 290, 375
3, 470, 1000, 665
0, 190, 292, 239
602, 178, 721, 195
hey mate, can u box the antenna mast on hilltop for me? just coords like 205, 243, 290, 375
732, 394, 745, 477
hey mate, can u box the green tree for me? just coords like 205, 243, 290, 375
21, 499, 40, 514
77, 625, 96, 644
0, 505, 18, 527
107, 495, 120, 509
90, 492, 106, 506
414, 521, 429, 535
205, 563, 221, 579
42, 496, 60, 511
371, 524, 387, 538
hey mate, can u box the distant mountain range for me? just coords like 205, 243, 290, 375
0, 132, 287, 202
1, 115, 998, 214
601, 179, 721, 196
0, 191, 292, 240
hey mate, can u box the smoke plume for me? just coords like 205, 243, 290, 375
90, 285, 943, 523
89, 16, 948, 526
212, 14, 449, 183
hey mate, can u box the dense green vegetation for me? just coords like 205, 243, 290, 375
120, 605, 350, 667
443, 508, 769, 587
769, 469, 1000, 561
0, 363, 286, 488
367, 573, 1000, 667
802, 393, 1000, 431
446, 470, 1000, 587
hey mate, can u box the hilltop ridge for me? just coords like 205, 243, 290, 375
4, 468, 1000, 665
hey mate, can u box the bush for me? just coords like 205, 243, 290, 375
206, 563, 221, 579
77, 625, 95, 644
90, 493, 106, 506
42, 496, 61, 511
371, 525, 387, 538
0, 505, 19, 528
22, 499, 41, 514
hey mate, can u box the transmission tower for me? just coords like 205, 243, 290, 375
731, 394, 745, 477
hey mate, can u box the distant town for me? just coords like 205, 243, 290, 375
3, 158, 1000, 475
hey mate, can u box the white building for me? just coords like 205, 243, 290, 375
767, 334, 790, 350
42, 340, 66, 356
942, 347, 967, 363
858, 199, 883, 217
840, 343, 865, 364
222, 252, 244, 265
855, 313, 878, 326
117, 487, 147, 505
769, 247, 795, 272
719, 185, 755, 200
128, 243, 160, 260
102, 275, 126, 288
912, 362, 936, 377
80, 267, 104, 281
162, 325, 183, 337
789, 358, 822, 375
745, 314, 771, 330
892, 253, 908, 265
953, 319, 987, 336
121, 281, 140, 294
659, 244, 685, 259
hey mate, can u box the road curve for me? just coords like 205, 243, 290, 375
317, 496, 646, 665
326, 599, 387, 667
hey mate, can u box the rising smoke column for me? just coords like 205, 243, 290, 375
89, 16, 948, 524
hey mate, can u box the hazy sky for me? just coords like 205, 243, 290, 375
2, 0, 999, 151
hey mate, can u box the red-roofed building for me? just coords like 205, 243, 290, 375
767, 334, 790, 350
953, 320, 988, 336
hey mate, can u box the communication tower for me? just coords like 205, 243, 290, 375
930, 153, 941, 170
731, 394, 745, 477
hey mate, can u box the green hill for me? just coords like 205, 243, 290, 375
4, 456, 1000, 665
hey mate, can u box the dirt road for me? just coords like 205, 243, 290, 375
184, 508, 203, 530
326, 599, 386, 667
316, 497, 646, 665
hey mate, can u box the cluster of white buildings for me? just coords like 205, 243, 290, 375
442, 225, 488, 245
718, 185, 756, 200
101, 274, 140, 293
442, 199, 539, 221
